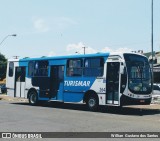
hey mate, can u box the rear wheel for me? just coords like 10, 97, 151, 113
28, 90, 39, 106
86, 95, 99, 111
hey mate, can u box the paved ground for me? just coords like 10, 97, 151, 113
0, 95, 160, 141
1, 94, 160, 110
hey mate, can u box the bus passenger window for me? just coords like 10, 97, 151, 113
28, 61, 48, 77
84, 58, 104, 77
34, 61, 48, 77
67, 59, 82, 76
28, 61, 34, 77
9, 62, 14, 77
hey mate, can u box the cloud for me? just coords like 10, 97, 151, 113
66, 42, 84, 52
48, 42, 132, 57
66, 42, 97, 54
101, 47, 132, 53
32, 17, 77, 33
101, 47, 114, 53
66, 42, 132, 54
33, 18, 49, 32
57, 17, 78, 25
52, 17, 78, 31
48, 51, 57, 57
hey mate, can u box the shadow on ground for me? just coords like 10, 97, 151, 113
10, 101, 160, 116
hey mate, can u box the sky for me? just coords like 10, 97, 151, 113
0, 0, 160, 59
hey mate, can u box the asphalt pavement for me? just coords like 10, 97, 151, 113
0, 94, 160, 110
0, 94, 160, 141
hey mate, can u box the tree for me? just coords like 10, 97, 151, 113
0, 53, 7, 80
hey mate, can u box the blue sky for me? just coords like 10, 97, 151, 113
0, 0, 160, 59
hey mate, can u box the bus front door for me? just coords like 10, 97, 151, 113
106, 62, 120, 105
50, 66, 64, 100
15, 67, 26, 98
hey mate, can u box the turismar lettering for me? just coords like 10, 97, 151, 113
64, 81, 90, 87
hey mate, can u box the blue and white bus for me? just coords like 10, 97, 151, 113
6, 52, 152, 111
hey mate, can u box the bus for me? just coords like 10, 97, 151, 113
6, 52, 152, 111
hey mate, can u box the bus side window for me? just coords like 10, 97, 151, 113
28, 61, 48, 77
84, 58, 104, 77
28, 61, 34, 77
9, 62, 14, 77
67, 59, 82, 76
34, 61, 48, 77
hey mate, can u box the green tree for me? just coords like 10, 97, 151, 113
0, 53, 7, 80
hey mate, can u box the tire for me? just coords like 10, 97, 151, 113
86, 95, 99, 111
28, 90, 39, 106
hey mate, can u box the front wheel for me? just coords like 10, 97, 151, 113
28, 90, 39, 106
86, 95, 99, 111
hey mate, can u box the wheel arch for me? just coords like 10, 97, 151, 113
27, 88, 38, 99
83, 90, 99, 104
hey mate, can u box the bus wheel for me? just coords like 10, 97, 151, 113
28, 90, 38, 106
87, 95, 99, 111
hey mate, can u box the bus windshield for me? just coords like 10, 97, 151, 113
124, 54, 152, 94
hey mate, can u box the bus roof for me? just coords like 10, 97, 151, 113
8, 52, 147, 62
10, 53, 110, 62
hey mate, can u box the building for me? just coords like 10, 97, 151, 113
144, 51, 160, 84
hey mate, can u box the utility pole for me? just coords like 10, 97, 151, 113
13, 56, 19, 59
151, 0, 154, 90
82, 46, 87, 55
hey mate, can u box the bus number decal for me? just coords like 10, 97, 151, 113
99, 88, 106, 93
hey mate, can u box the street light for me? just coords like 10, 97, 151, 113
0, 34, 17, 46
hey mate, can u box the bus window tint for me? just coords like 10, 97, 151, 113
28, 61, 34, 77
34, 61, 48, 76
28, 61, 49, 77
67, 59, 82, 76
84, 58, 104, 76
9, 62, 14, 77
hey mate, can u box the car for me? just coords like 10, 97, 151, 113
0, 84, 7, 94
151, 84, 160, 104
0, 83, 4, 93
153, 84, 160, 95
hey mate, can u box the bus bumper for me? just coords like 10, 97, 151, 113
120, 95, 152, 106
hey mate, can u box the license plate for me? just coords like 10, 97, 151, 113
140, 100, 145, 103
